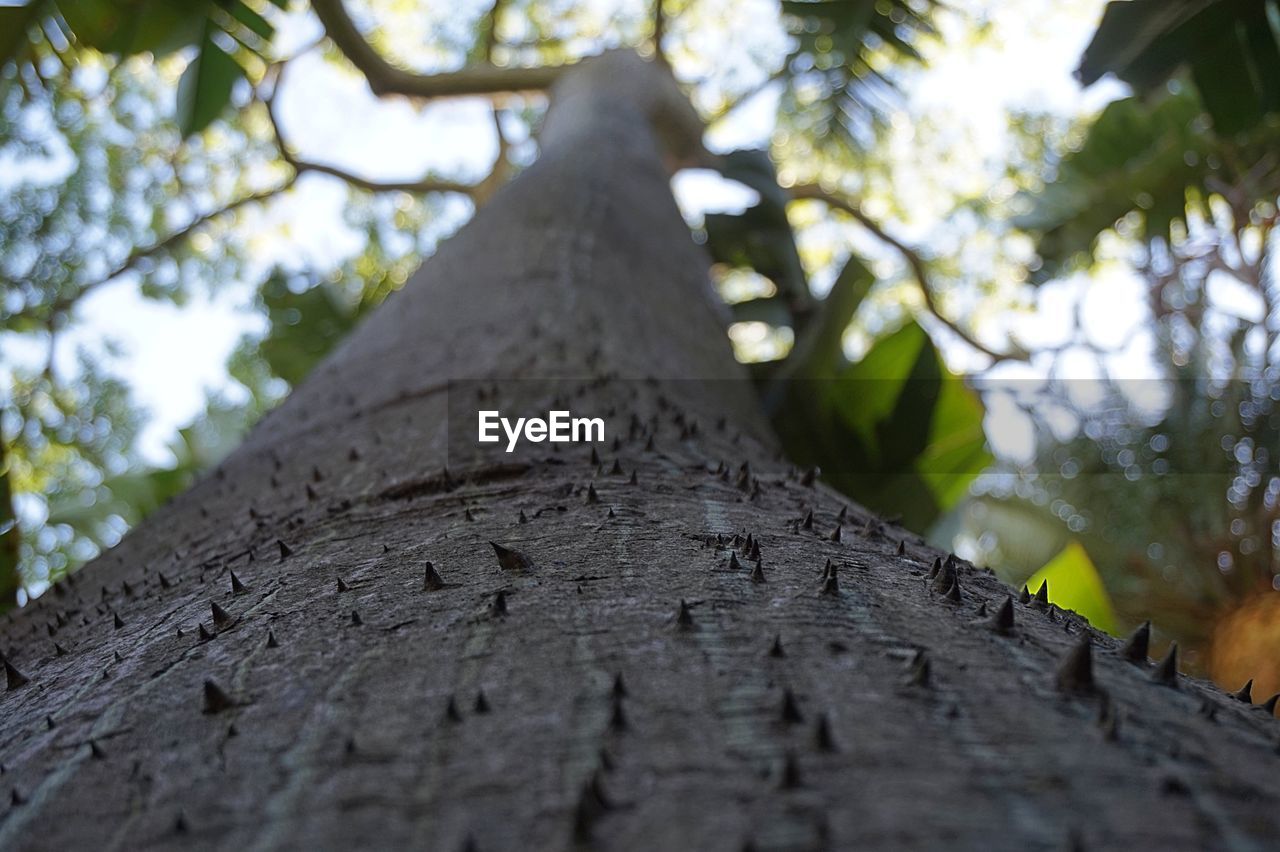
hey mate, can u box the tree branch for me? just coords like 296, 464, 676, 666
471, 105, 513, 205
705, 68, 785, 125
263, 64, 478, 197
483, 0, 505, 63
470, 1, 514, 205
0, 0, 49, 72
652, 0, 667, 64
788, 183, 1028, 363
16, 181, 297, 326
310, 0, 564, 99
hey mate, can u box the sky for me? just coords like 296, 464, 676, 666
8, 0, 1139, 468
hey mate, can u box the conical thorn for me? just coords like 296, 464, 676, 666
1151, 643, 1179, 687
1119, 621, 1150, 663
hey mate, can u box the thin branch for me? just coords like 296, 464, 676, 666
789, 183, 1027, 363
25, 181, 297, 325
286, 158, 476, 195
770, 255, 875, 396
1257, 220, 1277, 361
471, 105, 512, 206
0, 0, 51, 72
310, 0, 564, 99
474, 0, 514, 206
263, 64, 478, 197
652, 0, 667, 65
42, 322, 57, 383
483, 0, 505, 64
491, 106, 511, 165
704, 68, 786, 125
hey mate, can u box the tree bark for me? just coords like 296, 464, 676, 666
2, 52, 1278, 852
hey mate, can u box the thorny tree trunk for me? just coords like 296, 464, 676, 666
2, 52, 1279, 852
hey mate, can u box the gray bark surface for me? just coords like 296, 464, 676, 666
2, 53, 1278, 851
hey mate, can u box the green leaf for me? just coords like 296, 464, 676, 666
874, 327, 941, 471
0, 441, 20, 607
0, 2, 43, 70
774, 320, 989, 531
175, 25, 244, 136
1024, 541, 1119, 635
228, 0, 273, 41
1013, 90, 1211, 278
45, 465, 192, 529
778, 0, 937, 150
786, 254, 875, 379
831, 322, 930, 452
706, 149, 811, 315
729, 295, 793, 327
1077, 0, 1211, 89
1079, 0, 1280, 136
1188, 20, 1261, 136
916, 366, 990, 510
58, 0, 209, 57
256, 272, 361, 386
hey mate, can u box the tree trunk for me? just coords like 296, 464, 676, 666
2, 52, 1278, 852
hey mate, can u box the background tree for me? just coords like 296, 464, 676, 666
1, 42, 1279, 850
967, 0, 1280, 694
3, 0, 1278, 698
2, 0, 996, 600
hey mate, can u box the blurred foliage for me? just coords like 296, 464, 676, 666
0, 0, 447, 601
1205, 590, 1280, 706
0, 24, 282, 332
1079, 0, 1280, 136
1015, 86, 1280, 279
776, 0, 938, 153
0, 442, 21, 603
1024, 541, 1118, 634
705, 149, 811, 322
966, 356, 1278, 668
256, 271, 361, 386
1015, 89, 1207, 279
249, 199, 438, 387
0, 25, 282, 600
775, 318, 991, 532
706, 84, 996, 534
0, 0, 287, 135
982, 0, 1280, 679
706, 141, 997, 532
2, 0, 974, 605
3, 355, 148, 594
1021, 0, 1280, 281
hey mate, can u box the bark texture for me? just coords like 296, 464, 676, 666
2, 53, 1279, 851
